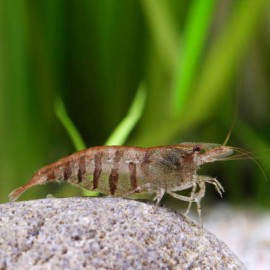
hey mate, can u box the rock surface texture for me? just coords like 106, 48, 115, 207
0, 197, 246, 270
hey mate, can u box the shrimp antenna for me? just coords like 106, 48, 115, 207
223, 85, 241, 146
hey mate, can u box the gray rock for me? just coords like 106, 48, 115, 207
0, 197, 246, 270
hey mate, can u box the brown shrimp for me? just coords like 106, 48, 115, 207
9, 143, 235, 225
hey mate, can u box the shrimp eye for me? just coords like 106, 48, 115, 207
192, 146, 201, 152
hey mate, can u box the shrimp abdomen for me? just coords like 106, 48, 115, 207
9, 146, 148, 201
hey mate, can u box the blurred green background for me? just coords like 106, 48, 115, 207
1, 0, 270, 209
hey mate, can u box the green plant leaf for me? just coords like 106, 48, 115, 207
172, 0, 216, 115
105, 83, 147, 145
140, 0, 179, 71
55, 97, 86, 151
186, 0, 269, 124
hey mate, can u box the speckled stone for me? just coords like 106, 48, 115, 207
0, 197, 246, 270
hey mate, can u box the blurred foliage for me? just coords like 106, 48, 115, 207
0, 0, 270, 210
